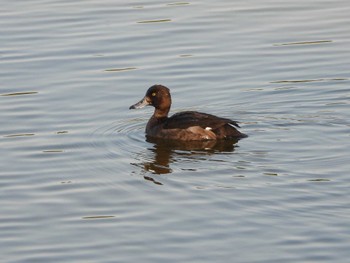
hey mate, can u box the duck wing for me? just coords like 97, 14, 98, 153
163, 111, 240, 130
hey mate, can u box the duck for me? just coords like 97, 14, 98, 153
129, 85, 247, 141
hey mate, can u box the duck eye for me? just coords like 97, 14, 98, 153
152, 92, 156, 97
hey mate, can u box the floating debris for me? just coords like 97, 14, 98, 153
179, 54, 193, 58
167, 2, 190, 6
56, 131, 68, 134
4, 133, 35, 138
271, 79, 322, 84
216, 185, 236, 189
42, 150, 64, 153
274, 40, 332, 46
104, 67, 137, 72
331, 78, 348, 81
264, 172, 278, 176
1, 91, 38, 96
137, 19, 171, 24
61, 181, 72, 184
308, 178, 331, 182
82, 215, 115, 220
271, 78, 347, 84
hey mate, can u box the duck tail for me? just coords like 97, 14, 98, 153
214, 123, 247, 139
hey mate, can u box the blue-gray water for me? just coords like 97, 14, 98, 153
1, 0, 350, 262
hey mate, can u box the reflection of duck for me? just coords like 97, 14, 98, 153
141, 137, 239, 175
146, 136, 240, 152
130, 85, 247, 140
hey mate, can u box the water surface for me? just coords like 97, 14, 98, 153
1, 0, 350, 262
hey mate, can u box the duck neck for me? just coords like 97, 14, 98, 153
146, 110, 168, 133
153, 108, 169, 120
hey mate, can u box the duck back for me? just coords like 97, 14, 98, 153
163, 111, 246, 139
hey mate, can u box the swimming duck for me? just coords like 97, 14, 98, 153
129, 85, 247, 141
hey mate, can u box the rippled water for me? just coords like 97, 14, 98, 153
1, 0, 350, 262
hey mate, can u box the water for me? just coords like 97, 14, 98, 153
1, 0, 350, 262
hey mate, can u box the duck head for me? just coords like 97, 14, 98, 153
129, 85, 172, 118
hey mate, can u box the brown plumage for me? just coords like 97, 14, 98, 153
129, 85, 247, 141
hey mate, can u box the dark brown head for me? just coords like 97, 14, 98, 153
129, 85, 172, 118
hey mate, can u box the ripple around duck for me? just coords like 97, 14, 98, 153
87, 115, 244, 187
86, 117, 149, 187
90, 118, 146, 161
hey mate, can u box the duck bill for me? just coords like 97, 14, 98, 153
129, 96, 150, 109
